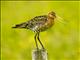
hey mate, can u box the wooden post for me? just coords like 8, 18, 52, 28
32, 49, 48, 60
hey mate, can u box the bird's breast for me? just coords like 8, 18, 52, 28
45, 18, 54, 28
31, 18, 54, 32
37, 18, 54, 32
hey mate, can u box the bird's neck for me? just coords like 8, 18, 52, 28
47, 16, 54, 21
46, 16, 54, 26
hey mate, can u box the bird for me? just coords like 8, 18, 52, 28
12, 11, 56, 50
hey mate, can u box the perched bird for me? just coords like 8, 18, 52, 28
12, 11, 56, 50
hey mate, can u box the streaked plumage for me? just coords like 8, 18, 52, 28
12, 11, 56, 50
13, 12, 56, 32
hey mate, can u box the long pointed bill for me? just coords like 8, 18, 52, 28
55, 14, 67, 24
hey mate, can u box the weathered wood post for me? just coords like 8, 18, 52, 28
32, 49, 48, 60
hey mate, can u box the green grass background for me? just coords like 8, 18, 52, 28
1, 1, 79, 60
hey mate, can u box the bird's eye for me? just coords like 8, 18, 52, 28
51, 14, 54, 15
51, 13, 55, 16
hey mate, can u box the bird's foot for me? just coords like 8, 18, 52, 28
42, 47, 46, 51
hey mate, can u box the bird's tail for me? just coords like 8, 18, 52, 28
12, 22, 28, 28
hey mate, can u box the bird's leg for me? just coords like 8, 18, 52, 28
34, 33, 39, 50
37, 32, 45, 49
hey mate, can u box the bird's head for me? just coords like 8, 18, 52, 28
48, 11, 56, 19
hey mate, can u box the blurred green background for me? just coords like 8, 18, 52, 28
1, 1, 79, 60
